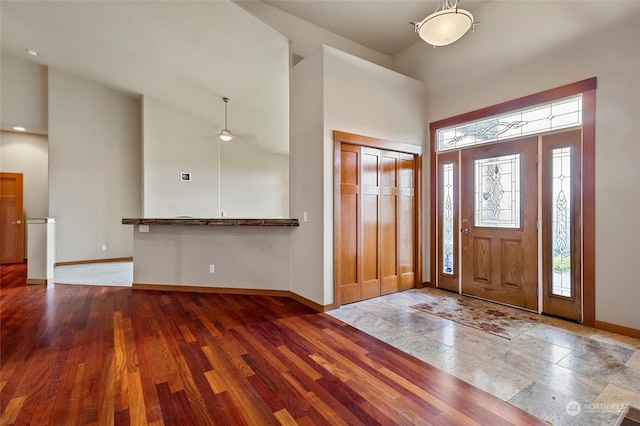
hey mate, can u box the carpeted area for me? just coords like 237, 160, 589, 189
54, 261, 133, 286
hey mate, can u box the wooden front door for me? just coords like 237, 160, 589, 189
1, 173, 25, 264
337, 142, 418, 305
460, 137, 538, 310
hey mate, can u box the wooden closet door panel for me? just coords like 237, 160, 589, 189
339, 145, 360, 304
361, 148, 381, 299
398, 154, 415, 290
381, 151, 399, 295
336, 133, 420, 306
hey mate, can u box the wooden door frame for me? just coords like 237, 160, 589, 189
0, 172, 25, 264
333, 131, 422, 308
429, 77, 597, 326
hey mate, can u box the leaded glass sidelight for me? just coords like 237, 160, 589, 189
442, 163, 454, 275
474, 154, 521, 228
551, 147, 572, 297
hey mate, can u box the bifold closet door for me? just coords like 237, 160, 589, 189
339, 145, 381, 304
339, 144, 362, 304
380, 151, 416, 295
380, 151, 399, 294
339, 143, 416, 304
398, 152, 416, 291
361, 148, 382, 300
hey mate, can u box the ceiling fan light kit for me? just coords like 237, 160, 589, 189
414, 0, 474, 47
218, 97, 233, 142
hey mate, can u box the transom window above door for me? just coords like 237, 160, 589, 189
437, 95, 582, 151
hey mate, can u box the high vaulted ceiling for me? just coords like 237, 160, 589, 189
2, 0, 639, 155
1, 0, 291, 153
262, 0, 488, 56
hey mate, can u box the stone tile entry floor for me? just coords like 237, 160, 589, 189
327, 288, 640, 426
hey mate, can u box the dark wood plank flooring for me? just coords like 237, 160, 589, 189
0, 263, 545, 425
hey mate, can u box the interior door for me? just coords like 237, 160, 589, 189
1, 173, 25, 264
461, 137, 538, 310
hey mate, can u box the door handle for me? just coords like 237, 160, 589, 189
11, 220, 22, 225
462, 228, 469, 234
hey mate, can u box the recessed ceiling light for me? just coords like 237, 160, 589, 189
26, 49, 39, 57
13, 127, 26, 132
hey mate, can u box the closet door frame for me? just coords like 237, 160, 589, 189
333, 131, 422, 308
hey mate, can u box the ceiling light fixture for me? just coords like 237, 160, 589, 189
414, 0, 475, 47
218, 97, 233, 142
26, 49, 39, 57
13, 126, 26, 132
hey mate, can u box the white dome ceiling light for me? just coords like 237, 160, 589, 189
414, 0, 475, 47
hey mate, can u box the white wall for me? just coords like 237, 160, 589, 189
0, 131, 49, 258
290, 46, 426, 306
132, 226, 292, 290
289, 48, 325, 304
0, 131, 49, 219
220, 142, 289, 218
143, 97, 289, 219
0, 53, 47, 134
48, 68, 141, 262
393, 2, 640, 329
143, 97, 220, 218
0, 53, 49, 258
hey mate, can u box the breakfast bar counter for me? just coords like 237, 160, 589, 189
122, 218, 299, 227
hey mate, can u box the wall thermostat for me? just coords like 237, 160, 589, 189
180, 172, 191, 181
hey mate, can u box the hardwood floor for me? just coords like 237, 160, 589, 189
0, 264, 545, 425
0, 263, 27, 290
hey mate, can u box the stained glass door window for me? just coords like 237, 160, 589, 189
541, 129, 581, 321
442, 163, 454, 274
474, 154, 521, 228
437, 151, 459, 293
551, 147, 572, 297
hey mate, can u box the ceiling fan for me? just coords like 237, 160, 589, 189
218, 97, 233, 142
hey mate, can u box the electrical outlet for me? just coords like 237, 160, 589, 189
101, 244, 107, 251
209, 264, 215, 273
